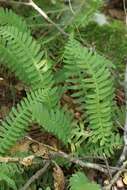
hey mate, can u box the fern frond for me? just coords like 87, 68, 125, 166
69, 172, 100, 190
0, 163, 23, 190
0, 8, 29, 33
63, 37, 120, 155
0, 26, 47, 88
81, 133, 122, 157
32, 102, 72, 143
0, 88, 57, 155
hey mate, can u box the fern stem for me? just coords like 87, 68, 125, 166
118, 63, 127, 165
20, 161, 50, 190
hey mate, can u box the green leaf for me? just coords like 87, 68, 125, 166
0, 174, 17, 190
69, 172, 100, 190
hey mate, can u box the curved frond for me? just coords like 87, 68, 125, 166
32, 102, 72, 144
0, 163, 23, 190
0, 26, 48, 88
63, 37, 120, 156
0, 88, 56, 155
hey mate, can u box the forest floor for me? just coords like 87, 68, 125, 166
0, 0, 127, 190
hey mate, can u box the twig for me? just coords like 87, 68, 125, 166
26, 136, 118, 174
20, 161, 50, 190
68, 0, 75, 15
0, 0, 68, 36
103, 154, 112, 179
103, 154, 116, 190
26, 136, 121, 174
118, 63, 127, 165
0, 0, 30, 5
103, 161, 127, 190
51, 151, 113, 174
30, 0, 68, 36
123, 0, 127, 24
0, 155, 34, 166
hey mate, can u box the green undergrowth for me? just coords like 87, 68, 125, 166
78, 21, 127, 73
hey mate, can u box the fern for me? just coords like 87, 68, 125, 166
0, 26, 45, 88
69, 172, 100, 190
0, 8, 29, 33
63, 36, 121, 155
0, 163, 23, 190
0, 87, 59, 155
0, 4, 123, 189
32, 102, 72, 143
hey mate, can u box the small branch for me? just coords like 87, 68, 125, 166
123, 0, 127, 24
30, 0, 68, 36
51, 151, 112, 174
103, 161, 127, 190
68, 0, 75, 15
0, 155, 34, 166
118, 63, 127, 165
0, 0, 68, 36
26, 136, 119, 174
20, 161, 50, 190
0, 0, 30, 5
103, 154, 112, 179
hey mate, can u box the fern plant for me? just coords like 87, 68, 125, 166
0, 7, 73, 189
63, 36, 122, 156
69, 172, 100, 190
0, 1, 124, 189
0, 8, 72, 156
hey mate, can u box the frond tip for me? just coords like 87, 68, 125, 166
69, 172, 100, 190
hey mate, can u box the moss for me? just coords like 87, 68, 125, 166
78, 21, 127, 69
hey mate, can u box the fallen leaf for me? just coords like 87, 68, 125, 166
53, 163, 65, 190
123, 172, 127, 185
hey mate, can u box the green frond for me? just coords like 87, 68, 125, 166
0, 8, 29, 33
32, 102, 72, 144
81, 133, 122, 157
0, 25, 47, 88
69, 172, 100, 190
0, 163, 23, 190
0, 88, 57, 155
0, 174, 17, 190
63, 37, 119, 156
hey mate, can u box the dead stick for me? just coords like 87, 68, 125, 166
0, 0, 68, 36
118, 62, 127, 165
103, 161, 127, 190
0, 155, 34, 166
51, 151, 110, 174
20, 161, 50, 190
26, 136, 119, 174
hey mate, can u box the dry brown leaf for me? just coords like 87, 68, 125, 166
123, 172, 127, 185
10, 137, 51, 159
53, 164, 65, 190
20, 155, 34, 167
10, 138, 30, 154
